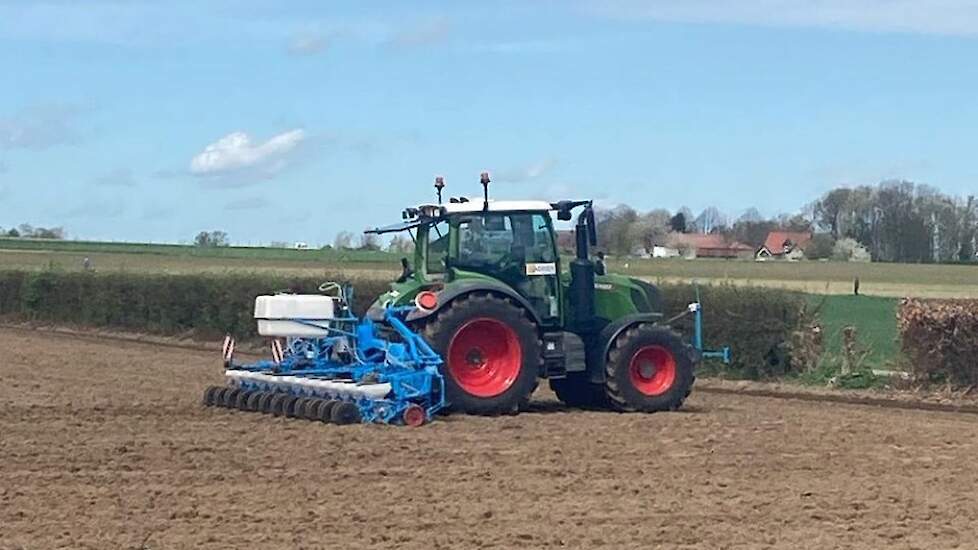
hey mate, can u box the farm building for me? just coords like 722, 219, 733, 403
756, 231, 813, 261
652, 245, 681, 258
663, 233, 753, 259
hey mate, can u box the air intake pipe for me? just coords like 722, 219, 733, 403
570, 204, 597, 327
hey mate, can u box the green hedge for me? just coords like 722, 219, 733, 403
658, 283, 812, 378
899, 298, 978, 387
0, 270, 810, 379
0, 270, 389, 339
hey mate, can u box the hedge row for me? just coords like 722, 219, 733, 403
0, 270, 388, 340
658, 283, 812, 378
899, 298, 978, 387
0, 270, 809, 379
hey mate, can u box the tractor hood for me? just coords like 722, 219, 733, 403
589, 273, 664, 319
367, 279, 426, 321
366, 273, 546, 326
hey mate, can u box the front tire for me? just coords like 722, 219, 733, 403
605, 325, 695, 412
423, 293, 540, 415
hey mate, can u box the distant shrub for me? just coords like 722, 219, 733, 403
804, 233, 835, 260
832, 238, 871, 262
898, 298, 978, 387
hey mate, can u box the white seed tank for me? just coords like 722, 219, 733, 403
254, 294, 336, 338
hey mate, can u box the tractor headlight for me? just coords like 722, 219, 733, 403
415, 291, 438, 311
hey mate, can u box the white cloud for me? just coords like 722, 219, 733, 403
588, 0, 978, 35
91, 167, 136, 187
0, 103, 83, 151
495, 158, 558, 183
190, 129, 306, 178
288, 31, 331, 55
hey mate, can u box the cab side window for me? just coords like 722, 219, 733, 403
426, 221, 449, 274
456, 215, 514, 270
507, 214, 555, 261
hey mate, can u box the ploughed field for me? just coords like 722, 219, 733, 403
2, 329, 978, 549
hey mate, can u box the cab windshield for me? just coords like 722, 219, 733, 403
455, 213, 555, 271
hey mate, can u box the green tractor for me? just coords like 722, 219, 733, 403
366, 174, 697, 415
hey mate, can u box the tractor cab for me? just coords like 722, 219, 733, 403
366, 174, 661, 332
414, 199, 562, 323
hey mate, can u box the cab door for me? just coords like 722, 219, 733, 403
453, 212, 562, 326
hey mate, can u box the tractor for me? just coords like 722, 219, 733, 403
365, 173, 698, 415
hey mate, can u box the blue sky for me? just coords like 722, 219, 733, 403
2, 0, 978, 245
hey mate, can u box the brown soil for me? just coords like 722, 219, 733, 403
2, 329, 977, 550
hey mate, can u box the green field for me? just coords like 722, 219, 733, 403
0, 237, 397, 262
0, 239, 400, 279
813, 295, 900, 369
603, 258, 978, 299
4, 238, 976, 298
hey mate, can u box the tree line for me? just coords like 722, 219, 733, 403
0, 224, 66, 239
596, 180, 977, 263
6, 180, 975, 264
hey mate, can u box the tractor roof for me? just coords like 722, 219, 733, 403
366, 198, 586, 234
424, 199, 554, 214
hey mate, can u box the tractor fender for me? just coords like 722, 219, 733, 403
585, 313, 662, 384
404, 279, 544, 326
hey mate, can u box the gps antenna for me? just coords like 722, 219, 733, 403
434, 176, 445, 204
480, 172, 490, 211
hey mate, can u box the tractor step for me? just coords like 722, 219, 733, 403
541, 332, 588, 379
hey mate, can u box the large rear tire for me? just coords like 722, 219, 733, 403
604, 324, 695, 412
422, 293, 540, 415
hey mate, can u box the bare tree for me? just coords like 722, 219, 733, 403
694, 207, 728, 234
194, 230, 229, 247
387, 234, 414, 254
738, 207, 763, 224
333, 231, 354, 250
357, 232, 381, 251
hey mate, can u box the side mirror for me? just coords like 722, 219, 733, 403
553, 200, 574, 221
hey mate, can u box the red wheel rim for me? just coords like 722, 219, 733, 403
447, 318, 522, 398
628, 345, 677, 396
402, 404, 426, 427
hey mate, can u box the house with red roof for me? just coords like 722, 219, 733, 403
664, 232, 753, 259
756, 231, 813, 261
